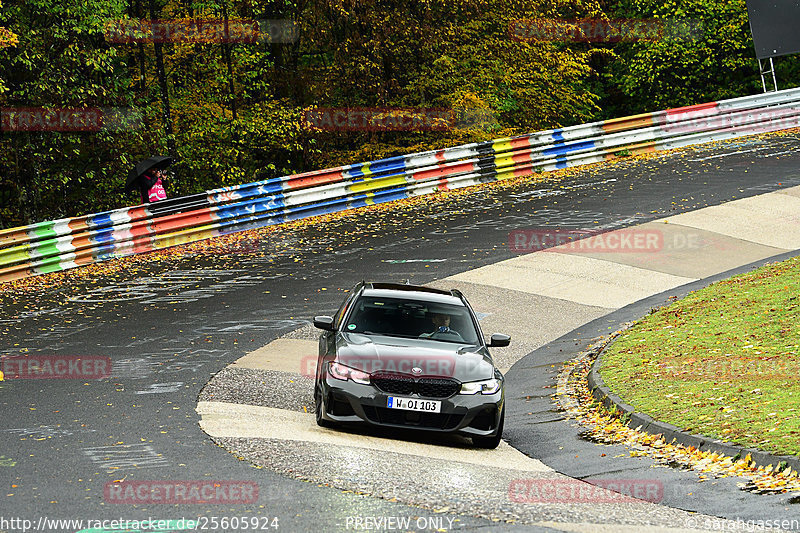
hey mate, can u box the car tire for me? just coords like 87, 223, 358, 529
472, 407, 504, 449
315, 387, 335, 428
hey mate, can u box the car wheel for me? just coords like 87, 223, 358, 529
473, 407, 504, 449
315, 386, 335, 428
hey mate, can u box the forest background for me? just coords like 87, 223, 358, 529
1, 0, 798, 227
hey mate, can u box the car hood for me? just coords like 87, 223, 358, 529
335, 332, 496, 382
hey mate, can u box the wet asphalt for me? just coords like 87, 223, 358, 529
2, 132, 800, 532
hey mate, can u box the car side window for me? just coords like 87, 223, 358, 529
333, 292, 356, 329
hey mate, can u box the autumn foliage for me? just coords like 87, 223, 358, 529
0, 0, 790, 226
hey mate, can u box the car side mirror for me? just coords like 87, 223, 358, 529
488, 333, 510, 347
313, 315, 335, 331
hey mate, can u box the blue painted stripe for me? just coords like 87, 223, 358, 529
89, 213, 113, 229
555, 157, 568, 169
348, 197, 370, 209
286, 202, 345, 220
368, 156, 406, 174
94, 243, 117, 260
258, 181, 284, 194
370, 187, 409, 203
552, 129, 564, 142
343, 162, 366, 179
543, 140, 596, 156
92, 229, 115, 244
215, 196, 286, 220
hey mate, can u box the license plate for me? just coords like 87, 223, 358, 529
387, 396, 441, 413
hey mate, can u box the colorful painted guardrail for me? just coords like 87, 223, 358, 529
3, 87, 800, 283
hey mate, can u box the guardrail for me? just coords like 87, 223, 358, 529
3, 87, 800, 283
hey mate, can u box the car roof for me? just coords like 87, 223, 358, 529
361, 282, 465, 306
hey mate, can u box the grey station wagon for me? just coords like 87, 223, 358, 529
313, 281, 510, 448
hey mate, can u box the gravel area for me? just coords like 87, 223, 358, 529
199, 366, 314, 412
281, 323, 320, 341
211, 436, 723, 530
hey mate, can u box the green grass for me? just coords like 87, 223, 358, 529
600, 256, 800, 457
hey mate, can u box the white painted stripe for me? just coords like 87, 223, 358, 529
52, 219, 73, 237
55, 235, 77, 254
58, 253, 78, 270
197, 401, 550, 472
109, 209, 133, 225
663, 187, 800, 250
450, 252, 696, 309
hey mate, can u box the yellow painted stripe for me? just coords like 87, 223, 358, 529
152, 224, 218, 250
602, 113, 655, 133
495, 169, 517, 181
349, 175, 407, 193
494, 153, 516, 168
0, 244, 31, 268
492, 138, 513, 152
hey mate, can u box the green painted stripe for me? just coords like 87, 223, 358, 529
34, 257, 67, 274
32, 220, 57, 240
31, 241, 62, 260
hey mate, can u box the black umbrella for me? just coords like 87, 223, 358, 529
125, 155, 173, 191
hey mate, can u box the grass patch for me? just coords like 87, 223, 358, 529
600, 256, 800, 457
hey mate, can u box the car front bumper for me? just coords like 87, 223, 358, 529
319, 376, 504, 437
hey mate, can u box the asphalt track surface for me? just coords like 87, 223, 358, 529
2, 132, 800, 533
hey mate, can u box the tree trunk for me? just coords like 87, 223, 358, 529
148, 0, 178, 175
221, 3, 240, 168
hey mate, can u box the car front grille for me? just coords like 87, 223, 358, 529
363, 406, 462, 430
372, 374, 459, 399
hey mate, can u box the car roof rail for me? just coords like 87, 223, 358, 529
366, 282, 452, 296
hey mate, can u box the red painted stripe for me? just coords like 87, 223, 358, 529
72, 248, 97, 265
411, 161, 476, 181
665, 101, 718, 116
510, 137, 532, 149
71, 234, 93, 250
68, 216, 91, 233
0, 228, 32, 248
512, 148, 536, 164
514, 167, 532, 177
131, 233, 156, 255
285, 169, 345, 190
150, 209, 215, 234
74, 254, 94, 266
127, 206, 150, 221
0, 263, 35, 284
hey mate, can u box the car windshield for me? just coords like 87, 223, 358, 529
343, 295, 481, 345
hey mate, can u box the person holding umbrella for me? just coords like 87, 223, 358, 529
126, 156, 172, 204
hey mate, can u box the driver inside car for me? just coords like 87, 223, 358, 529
419, 312, 463, 340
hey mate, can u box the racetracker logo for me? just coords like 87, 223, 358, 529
1, 107, 141, 132
104, 480, 259, 504
300, 354, 458, 379
104, 18, 298, 44
1, 355, 111, 380
509, 228, 668, 253
661, 107, 800, 135
509, 478, 663, 503
509, 18, 703, 43
303, 107, 497, 132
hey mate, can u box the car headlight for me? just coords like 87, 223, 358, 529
460, 378, 501, 395
328, 362, 371, 385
